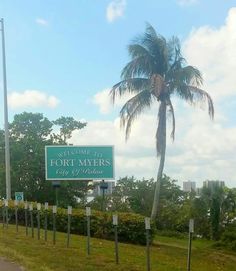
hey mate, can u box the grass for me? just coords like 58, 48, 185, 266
0, 223, 236, 271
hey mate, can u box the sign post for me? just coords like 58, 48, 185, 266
187, 219, 194, 271
53, 205, 57, 245
145, 217, 151, 271
86, 207, 91, 255
37, 203, 41, 240
1, 200, 5, 228
113, 214, 119, 264
67, 206, 72, 248
29, 203, 34, 238
4, 200, 8, 229
52, 181, 60, 206
24, 202, 28, 236
14, 200, 18, 232
100, 180, 108, 212
44, 202, 48, 241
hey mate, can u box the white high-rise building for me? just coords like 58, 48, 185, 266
183, 181, 196, 192
203, 180, 225, 190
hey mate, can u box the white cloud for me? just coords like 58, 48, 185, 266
69, 114, 157, 179
93, 89, 112, 114
183, 7, 236, 100
177, 0, 198, 6
8, 90, 60, 109
92, 88, 133, 114
35, 18, 49, 26
106, 0, 126, 23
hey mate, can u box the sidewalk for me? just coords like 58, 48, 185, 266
0, 258, 24, 271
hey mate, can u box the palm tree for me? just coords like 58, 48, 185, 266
110, 24, 214, 219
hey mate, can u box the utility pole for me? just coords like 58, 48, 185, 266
0, 18, 11, 200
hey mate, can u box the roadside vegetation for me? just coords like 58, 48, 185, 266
0, 225, 236, 271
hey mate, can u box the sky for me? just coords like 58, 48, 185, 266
0, 0, 236, 188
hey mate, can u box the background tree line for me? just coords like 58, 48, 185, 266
90, 175, 236, 243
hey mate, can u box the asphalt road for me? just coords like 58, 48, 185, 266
0, 258, 24, 271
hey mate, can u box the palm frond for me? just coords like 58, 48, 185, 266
128, 44, 152, 59
167, 36, 181, 65
182, 66, 203, 86
120, 90, 153, 140
131, 23, 168, 76
188, 86, 214, 119
110, 78, 150, 103
121, 55, 155, 79
170, 83, 193, 102
167, 65, 203, 103
167, 65, 202, 87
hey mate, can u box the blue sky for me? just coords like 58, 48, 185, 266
0, 0, 236, 187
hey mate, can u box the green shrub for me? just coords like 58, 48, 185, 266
213, 223, 236, 251
0, 201, 155, 245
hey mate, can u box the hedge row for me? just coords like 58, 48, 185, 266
0, 201, 155, 245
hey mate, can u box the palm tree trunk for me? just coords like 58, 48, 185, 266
151, 101, 167, 220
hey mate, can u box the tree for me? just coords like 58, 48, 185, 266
0, 112, 88, 205
53, 116, 86, 144
110, 24, 214, 219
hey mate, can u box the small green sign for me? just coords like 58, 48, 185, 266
15, 192, 24, 201
45, 145, 114, 180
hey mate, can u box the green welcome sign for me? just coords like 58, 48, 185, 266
45, 145, 114, 180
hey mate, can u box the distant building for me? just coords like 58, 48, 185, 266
183, 181, 196, 192
203, 180, 225, 190
196, 187, 202, 196
93, 181, 116, 197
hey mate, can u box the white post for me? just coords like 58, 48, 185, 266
0, 18, 11, 200
145, 217, 151, 271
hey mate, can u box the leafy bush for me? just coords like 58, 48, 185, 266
213, 223, 236, 251
0, 201, 155, 245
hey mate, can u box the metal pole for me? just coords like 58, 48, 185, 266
24, 202, 28, 236
187, 232, 193, 271
44, 202, 48, 242
6, 207, 8, 228
113, 214, 119, 264
146, 229, 150, 271
86, 207, 91, 255
53, 206, 57, 245
55, 187, 59, 206
15, 201, 18, 233
114, 225, 119, 264
5, 200, 8, 229
37, 203, 41, 240
0, 18, 11, 200
30, 211, 34, 238
187, 219, 194, 271
2, 204, 5, 228
67, 214, 71, 248
145, 217, 151, 271
87, 215, 90, 255
102, 188, 105, 212
37, 211, 40, 240
15, 207, 18, 232
67, 206, 72, 248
